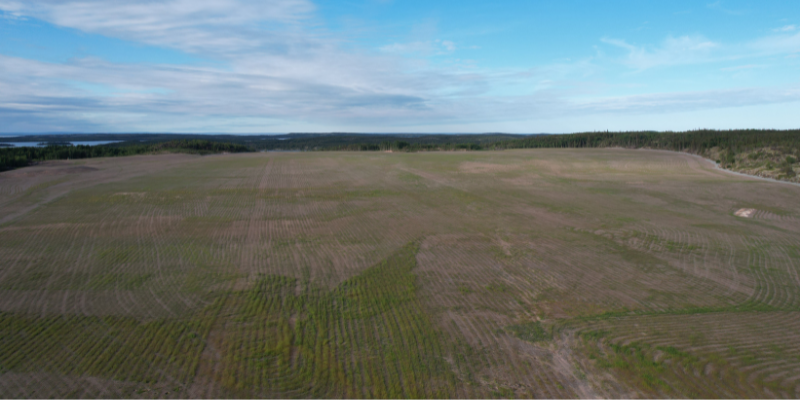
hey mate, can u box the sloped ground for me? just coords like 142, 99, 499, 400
1, 149, 798, 398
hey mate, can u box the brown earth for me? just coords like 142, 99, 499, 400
1, 149, 799, 398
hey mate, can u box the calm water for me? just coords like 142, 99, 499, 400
0, 140, 122, 148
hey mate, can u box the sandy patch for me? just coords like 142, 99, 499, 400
495, 235, 513, 256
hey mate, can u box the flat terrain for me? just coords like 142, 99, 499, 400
1, 149, 799, 398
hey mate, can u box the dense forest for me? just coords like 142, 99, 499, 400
492, 129, 799, 181
0, 134, 520, 171
303, 129, 800, 180
247, 129, 800, 155
280, 129, 800, 154
494, 129, 800, 153
0, 140, 251, 171
273, 133, 521, 151
0, 133, 524, 152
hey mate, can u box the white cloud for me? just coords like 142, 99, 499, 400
0, 10, 24, 20
719, 64, 765, 72
602, 35, 719, 70
4, 49, 798, 133
773, 25, 796, 33
573, 85, 800, 115
0, 1, 456, 128
440, 40, 455, 52
706, 1, 745, 16
603, 29, 800, 70
380, 39, 456, 56
1, 0, 799, 132
2, 0, 315, 55
746, 30, 800, 55
600, 38, 635, 51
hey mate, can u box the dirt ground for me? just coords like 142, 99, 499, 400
1, 149, 799, 398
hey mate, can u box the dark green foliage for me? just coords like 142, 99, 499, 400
779, 156, 797, 177
506, 321, 551, 343
261, 129, 800, 157
4, 130, 797, 173
0, 140, 252, 171
724, 150, 736, 165
285, 134, 509, 151
781, 163, 796, 177
495, 129, 800, 154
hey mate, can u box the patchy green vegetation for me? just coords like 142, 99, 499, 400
506, 321, 551, 343
577, 317, 800, 398
1, 148, 799, 398
208, 242, 458, 398
494, 129, 800, 183
4, 130, 799, 181
712, 147, 798, 181
0, 305, 220, 386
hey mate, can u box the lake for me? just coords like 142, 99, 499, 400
0, 141, 122, 148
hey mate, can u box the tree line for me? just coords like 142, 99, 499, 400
324, 141, 484, 152
491, 129, 800, 154
3, 130, 799, 172
0, 140, 251, 171
319, 129, 800, 173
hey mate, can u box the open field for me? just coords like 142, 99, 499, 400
1, 148, 799, 398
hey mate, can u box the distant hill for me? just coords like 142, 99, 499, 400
494, 129, 800, 183
2, 131, 798, 182
0, 133, 538, 151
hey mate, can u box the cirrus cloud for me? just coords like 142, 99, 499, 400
1, 0, 800, 133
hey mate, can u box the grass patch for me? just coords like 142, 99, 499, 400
0, 302, 221, 383
211, 241, 458, 398
486, 282, 509, 293
506, 321, 551, 343
87, 272, 154, 290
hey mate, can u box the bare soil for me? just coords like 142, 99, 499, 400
1, 149, 798, 398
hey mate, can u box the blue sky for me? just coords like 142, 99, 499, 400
1, 0, 799, 133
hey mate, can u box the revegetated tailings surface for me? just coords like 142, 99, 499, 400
1, 149, 799, 398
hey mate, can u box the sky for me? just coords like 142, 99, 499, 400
1, 0, 799, 134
